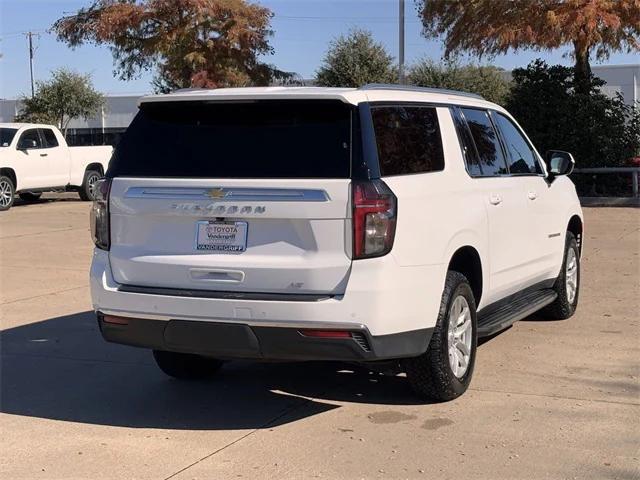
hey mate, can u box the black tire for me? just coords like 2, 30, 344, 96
403, 271, 478, 402
153, 350, 224, 380
540, 231, 580, 320
0, 175, 15, 211
78, 169, 102, 201
18, 192, 42, 202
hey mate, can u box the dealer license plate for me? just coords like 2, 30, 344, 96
195, 221, 248, 252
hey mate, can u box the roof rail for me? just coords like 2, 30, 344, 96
358, 83, 484, 100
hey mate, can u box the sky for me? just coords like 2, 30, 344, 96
1, 0, 638, 99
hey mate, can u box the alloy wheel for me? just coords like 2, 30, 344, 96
87, 173, 101, 200
447, 295, 473, 378
0, 179, 13, 208
565, 247, 578, 304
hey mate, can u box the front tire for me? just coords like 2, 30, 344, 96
153, 350, 224, 380
540, 231, 580, 320
0, 175, 15, 211
78, 169, 102, 201
404, 271, 478, 402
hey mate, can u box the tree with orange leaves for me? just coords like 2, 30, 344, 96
53, 0, 290, 92
417, 0, 640, 93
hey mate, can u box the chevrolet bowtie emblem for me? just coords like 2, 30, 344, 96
206, 188, 226, 199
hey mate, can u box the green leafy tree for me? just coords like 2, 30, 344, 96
408, 59, 510, 105
15, 68, 104, 137
316, 29, 396, 87
506, 60, 640, 172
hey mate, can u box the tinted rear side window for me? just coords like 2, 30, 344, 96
371, 105, 444, 176
451, 107, 482, 176
107, 100, 353, 178
460, 108, 508, 176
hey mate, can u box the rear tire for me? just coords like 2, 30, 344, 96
79, 169, 102, 201
0, 175, 15, 211
19, 192, 42, 202
403, 271, 477, 402
153, 350, 224, 380
540, 231, 580, 320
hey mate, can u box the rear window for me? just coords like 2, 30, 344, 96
107, 100, 353, 178
371, 105, 444, 176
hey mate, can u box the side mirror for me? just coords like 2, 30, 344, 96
18, 139, 38, 150
545, 150, 575, 178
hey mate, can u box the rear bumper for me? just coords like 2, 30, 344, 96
90, 248, 445, 358
97, 313, 432, 361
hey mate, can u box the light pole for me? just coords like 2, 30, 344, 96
27, 31, 35, 97
398, 0, 405, 84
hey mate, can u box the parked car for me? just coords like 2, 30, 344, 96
90, 85, 583, 401
0, 123, 113, 210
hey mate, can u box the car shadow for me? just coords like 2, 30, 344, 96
11, 192, 82, 208
1, 312, 431, 431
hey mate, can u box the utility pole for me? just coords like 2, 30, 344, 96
27, 31, 35, 97
398, 0, 405, 84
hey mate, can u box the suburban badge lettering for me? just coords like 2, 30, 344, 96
171, 203, 266, 214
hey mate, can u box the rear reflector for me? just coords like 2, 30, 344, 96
102, 314, 130, 325
299, 329, 352, 338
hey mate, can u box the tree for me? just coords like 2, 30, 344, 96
506, 60, 640, 172
417, 0, 640, 94
316, 29, 396, 87
408, 59, 510, 105
15, 68, 104, 137
53, 0, 290, 92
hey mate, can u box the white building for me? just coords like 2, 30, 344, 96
592, 64, 639, 106
0, 94, 142, 146
1, 64, 637, 146
500, 64, 639, 106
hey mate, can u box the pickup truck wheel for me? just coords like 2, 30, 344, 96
18, 192, 42, 202
540, 232, 580, 320
403, 271, 477, 402
79, 170, 102, 201
0, 176, 15, 211
153, 350, 224, 380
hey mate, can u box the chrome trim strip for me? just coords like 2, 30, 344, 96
124, 186, 330, 202
118, 283, 334, 302
97, 308, 364, 331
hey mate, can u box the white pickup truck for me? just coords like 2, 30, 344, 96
0, 123, 113, 210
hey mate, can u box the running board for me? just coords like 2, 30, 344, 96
477, 289, 557, 338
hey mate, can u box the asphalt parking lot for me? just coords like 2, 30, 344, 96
1, 195, 638, 480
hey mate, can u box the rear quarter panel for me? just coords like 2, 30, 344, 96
382, 107, 490, 310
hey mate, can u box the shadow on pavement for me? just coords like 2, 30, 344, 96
11, 193, 84, 209
1, 311, 428, 430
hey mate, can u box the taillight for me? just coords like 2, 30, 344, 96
352, 179, 397, 259
90, 178, 111, 250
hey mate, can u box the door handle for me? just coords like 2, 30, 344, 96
40, 153, 48, 157
489, 194, 502, 205
527, 191, 538, 200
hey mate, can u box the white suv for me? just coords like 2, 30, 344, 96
90, 85, 583, 401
